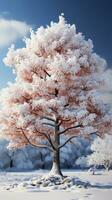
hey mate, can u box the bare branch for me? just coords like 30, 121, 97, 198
89, 131, 102, 138
31, 110, 38, 116
59, 130, 102, 149
35, 129, 56, 151
64, 103, 69, 107
22, 95, 31, 102
32, 69, 44, 80
57, 118, 72, 126
32, 69, 38, 75
49, 107, 57, 113
55, 88, 58, 97
20, 128, 52, 151
41, 116, 55, 122
58, 120, 63, 126
33, 144, 52, 150
35, 129, 49, 140
94, 122, 104, 127
59, 124, 81, 135
42, 122, 55, 127
59, 135, 77, 149
43, 69, 51, 77
48, 89, 59, 97
47, 135, 56, 151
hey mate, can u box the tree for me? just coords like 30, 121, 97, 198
87, 135, 112, 170
0, 14, 111, 176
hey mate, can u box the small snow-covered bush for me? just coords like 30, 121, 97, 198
87, 135, 112, 170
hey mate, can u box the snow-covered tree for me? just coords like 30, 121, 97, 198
0, 15, 111, 176
87, 135, 112, 170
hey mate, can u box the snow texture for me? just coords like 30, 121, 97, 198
0, 170, 112, 200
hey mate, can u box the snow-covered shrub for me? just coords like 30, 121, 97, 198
87, 135, 112, 170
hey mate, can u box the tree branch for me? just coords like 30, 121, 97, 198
59, 135, 77, 149
88, 131, 102, 138
41, 116, 55, 122
57, 118, 72, 126
48, 107, 57, 113
64, 103, 69, 107
22, 95, 31, 102
20, 128, 52, 151
59, 124, 81, 135
43, 69, 51, 77
58, 120, 63, 126
59, 130, 102, 149
35, 129, 56, 151
42, 122, 55, 127
31, 110, 38, 116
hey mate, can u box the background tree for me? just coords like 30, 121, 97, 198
0, 15, 112, 176
87, 135, 112, 170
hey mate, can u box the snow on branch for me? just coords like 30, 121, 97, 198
59, 124, 82, 135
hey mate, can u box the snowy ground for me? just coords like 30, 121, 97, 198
0, 169, 112, 200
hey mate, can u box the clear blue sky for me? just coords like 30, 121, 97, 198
0, 0, 112, 88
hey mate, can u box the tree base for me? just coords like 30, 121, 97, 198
49, 161, 63, 177
3, 175, 91, 191
30, 175, 90, 189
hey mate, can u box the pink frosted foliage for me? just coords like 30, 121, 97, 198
0, 15, 112, 150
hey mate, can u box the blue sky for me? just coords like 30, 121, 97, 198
0, 0, 112, 88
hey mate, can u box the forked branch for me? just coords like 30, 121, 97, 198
20, 128, 53, 151
35, 129, 56, 151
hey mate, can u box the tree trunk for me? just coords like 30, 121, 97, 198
50, 148, 63, 176
49, 119, 63, 176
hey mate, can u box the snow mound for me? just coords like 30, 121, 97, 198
1, 175, 91, 191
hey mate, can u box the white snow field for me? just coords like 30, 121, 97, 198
0, 170, 112, 200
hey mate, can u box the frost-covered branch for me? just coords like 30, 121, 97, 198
59, 125, 81, 135
41, 116, 55, 122
42, 122, 55, 127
